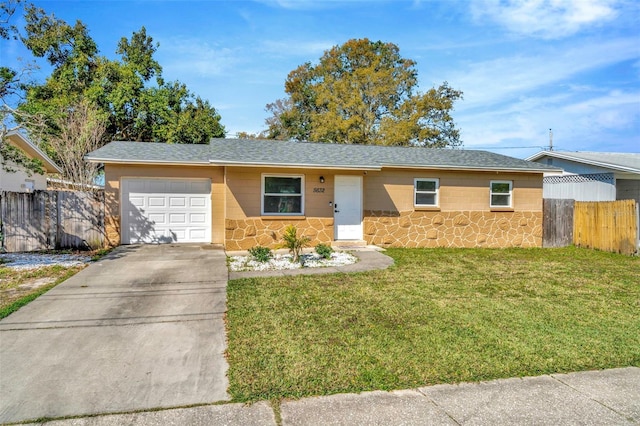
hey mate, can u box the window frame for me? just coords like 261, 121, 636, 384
261, 174, 305, 216
490, 180, 513, 208
414, 178, 440, 208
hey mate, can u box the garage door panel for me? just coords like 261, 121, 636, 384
129, 196, 145, 208
148, 181, 169, 192
169, 181, 189, 192
148, 213, 167, 225
128, 181, 147, 192
169, 213, 186, 224
170, 197, 186, 207
148, 197, 166, 207
189, 229, 207, 239
190, 197, 207, 207
189, 213, 206, 223
190, 181, 210, 192
122, 178, 211, 244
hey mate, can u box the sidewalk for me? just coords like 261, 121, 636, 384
23, 367, 639, 425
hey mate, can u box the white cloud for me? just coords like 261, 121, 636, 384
260, 39, 335, 57
457, 88, 640, 155
157, 37, 240, 77
255, 0, 363, 10
472, 0, 619, 39
440, 37, 639, 110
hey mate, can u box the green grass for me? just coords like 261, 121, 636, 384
226, 247, 640, 402
0, 266, 84, 319
0, 248, 113, 319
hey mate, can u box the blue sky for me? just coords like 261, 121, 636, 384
3, 0, 639, 158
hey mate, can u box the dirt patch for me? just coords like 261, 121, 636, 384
1, 277, 58, 306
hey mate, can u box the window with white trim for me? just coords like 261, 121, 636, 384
490, 180, 512, 208
262, 175, 304, 215
414, 178, 439, 207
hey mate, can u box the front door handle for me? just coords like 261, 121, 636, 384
334, 209, 340, 213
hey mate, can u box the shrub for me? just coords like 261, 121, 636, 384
280, 225, 310, 263
248, 246, 273, 263
315, 243, 334, 259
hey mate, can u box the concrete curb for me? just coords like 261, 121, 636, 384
23, 367, 640, 425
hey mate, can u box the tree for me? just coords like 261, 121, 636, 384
266, 38, 463, 148
235, 130, 268, 139
17, 5, 225, 151
0, 0, 47, 175
46, 99, 106, 189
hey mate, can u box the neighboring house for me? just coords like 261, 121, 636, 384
526, 151, 640, 202
1, 131, 62, 192
86, 139, 558, 249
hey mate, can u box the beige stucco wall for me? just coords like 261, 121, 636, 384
224, 166, 338, 250
362, 169, 543, 248
104, 163, 544, 249
225, 167, 544, 249
104, 164, 225, 246
0, 166, 48, 192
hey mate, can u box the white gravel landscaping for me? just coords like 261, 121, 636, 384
228, 251, 357, 272
0, 253, 92, 270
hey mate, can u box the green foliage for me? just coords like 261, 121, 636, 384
266, 38, 462, 148
248, 246, 273, 263
0, 140, 45, 175
279, 225, 310, 263
6, 3, 225, 173
315, 243, 334, 259
0, 66, 18, 98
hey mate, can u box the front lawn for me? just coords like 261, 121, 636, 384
226, 247, 640, 402
0, 249, 111, 319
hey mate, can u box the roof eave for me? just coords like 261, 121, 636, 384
380, 164, 559, 173
526, 151, 640, 174
85, 157, 211, 166
209, 160, 380, 171
6, 132, 63, 174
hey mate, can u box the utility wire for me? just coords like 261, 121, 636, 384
465, 145, 549, 150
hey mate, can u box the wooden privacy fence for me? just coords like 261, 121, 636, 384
574, 200, 638, 255
0, 190, 105, 252
543, 199, 575, 248
543, 198, 639, 255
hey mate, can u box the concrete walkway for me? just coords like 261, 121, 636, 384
228, 247, 394, 280
21, 367, 640, 425
0, 245, 230, 424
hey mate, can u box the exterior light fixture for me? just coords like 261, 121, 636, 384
319, 176, 325, 183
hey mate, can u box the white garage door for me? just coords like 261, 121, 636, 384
121, 178, 211, 244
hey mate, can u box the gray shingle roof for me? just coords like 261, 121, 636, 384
527, 151, 640, 174
86, 139, 558, 172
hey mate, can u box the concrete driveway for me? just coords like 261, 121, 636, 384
0, 244, 229, 424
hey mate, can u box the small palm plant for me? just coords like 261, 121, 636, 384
280, 225, 310, 263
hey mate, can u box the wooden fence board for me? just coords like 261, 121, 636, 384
0, 190, 105, 252
543, 199, 574, 248
574, 200, 638, 255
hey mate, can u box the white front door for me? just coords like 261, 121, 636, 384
121, 178, 211, 244
334, 175, 363, 240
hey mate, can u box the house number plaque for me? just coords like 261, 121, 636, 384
313, 187, 325, 193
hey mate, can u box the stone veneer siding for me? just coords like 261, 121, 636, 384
363, 210, 543, 248
104, 215, 120, 247
225, 211, 542, 250
225, 218, 334, 251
